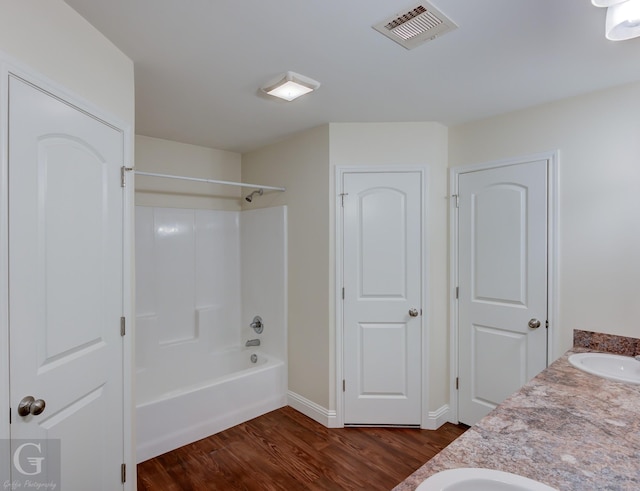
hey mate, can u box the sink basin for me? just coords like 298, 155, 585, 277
416, 468, 558, 491
568, 352, 640, 384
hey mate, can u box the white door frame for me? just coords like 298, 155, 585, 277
335, 165, 430, 428
0, 52, 135, 488
448, 151, 558, 424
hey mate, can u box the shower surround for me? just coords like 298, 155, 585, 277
135, 205, 287, 462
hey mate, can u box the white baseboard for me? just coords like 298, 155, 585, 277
287, 390, 338, 428
287, 392, 451, 431
422, 404, 451, 430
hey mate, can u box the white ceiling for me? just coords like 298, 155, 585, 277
64, 0, 640, 154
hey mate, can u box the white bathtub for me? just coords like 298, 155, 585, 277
136, 349, 287, 463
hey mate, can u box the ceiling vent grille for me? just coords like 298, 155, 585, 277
373, 2, 457, 50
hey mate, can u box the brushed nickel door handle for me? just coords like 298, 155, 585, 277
528, 318, 541, 329
17, 395, 46, 417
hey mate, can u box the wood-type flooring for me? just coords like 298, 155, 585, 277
137, 406, 468, 491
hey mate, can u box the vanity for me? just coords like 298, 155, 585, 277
393, 331, 640, 491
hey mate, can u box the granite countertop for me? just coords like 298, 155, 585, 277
393, 348, 640, 491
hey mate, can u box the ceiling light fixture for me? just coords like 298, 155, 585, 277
592, 0, 640, 40
606, 0, 640, 39
591, 0, 626, 7
261, 71, 320, 102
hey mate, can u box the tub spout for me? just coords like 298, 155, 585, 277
245, 339, 260, 347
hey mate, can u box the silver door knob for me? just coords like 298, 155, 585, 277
409, 308, 419, 317
17, 396, 46, 417
528, 318, 541, 329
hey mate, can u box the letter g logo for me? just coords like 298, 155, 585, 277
13, 442, 45, 476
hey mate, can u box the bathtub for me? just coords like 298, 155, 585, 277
136, 349, 287, 463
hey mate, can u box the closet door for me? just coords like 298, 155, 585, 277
8, 75, 125, 489
341, 170, 423, 426
457, 160, 548, 425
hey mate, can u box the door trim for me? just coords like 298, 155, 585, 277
0, 53, 135, 488
448, 151, 558, 424
334, 165, 430, 428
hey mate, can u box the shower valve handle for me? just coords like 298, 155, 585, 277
250, 315, 264, 334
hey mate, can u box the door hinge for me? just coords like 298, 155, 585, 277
342, 379, 345, 392
455, 286, 459, 299
121, 463, 126, 483
121, 166, 133, 187
342, 287, 345, 300
339, 192, 348, 207
455, 377, 459, 390
120, 317, 126, 336
9, 408, 11, 424
451, 194, 459, 208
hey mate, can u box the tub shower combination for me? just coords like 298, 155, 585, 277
135, 205, 287, 462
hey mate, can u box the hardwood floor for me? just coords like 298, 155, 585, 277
137, 406, 468, 490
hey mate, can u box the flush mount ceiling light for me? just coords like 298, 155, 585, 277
592, 0, 640, 40
261, 71, 320, 102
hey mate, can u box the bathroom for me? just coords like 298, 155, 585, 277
132, 101, 640, 487
133, 81, 640, 453
2, 2, 640, 490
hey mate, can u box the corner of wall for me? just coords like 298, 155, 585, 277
0, 0, 134, 125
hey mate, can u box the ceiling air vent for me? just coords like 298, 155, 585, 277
373, 2, 457, 50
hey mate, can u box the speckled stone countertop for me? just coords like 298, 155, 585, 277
393, 348, 640, 491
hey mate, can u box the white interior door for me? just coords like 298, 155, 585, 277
342, 171, 422, 426
8, 75, 125, 488
457, 160, 548, 425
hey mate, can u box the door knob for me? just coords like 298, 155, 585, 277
528, 318, 541, 329
17, 396, 46, 417
408, 308, 419, 317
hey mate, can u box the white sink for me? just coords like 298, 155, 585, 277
568, 352, 640, 385
416, 468, 558, 491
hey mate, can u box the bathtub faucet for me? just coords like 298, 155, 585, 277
245, 339, 261, 347
250, 315, 264, 334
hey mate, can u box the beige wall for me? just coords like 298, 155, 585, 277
0, 0, 134, 125
242, 123, 450, 413
135, 135, 242, 210
242, 125, 331, 407
329, 122, 450, 412
450, 81, 640, 355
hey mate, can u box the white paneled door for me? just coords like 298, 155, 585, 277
8, 75, 125, 488
457, 160, 548, 425
342, 171, 422, 426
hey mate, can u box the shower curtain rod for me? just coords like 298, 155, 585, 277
134, 171, 286, 192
